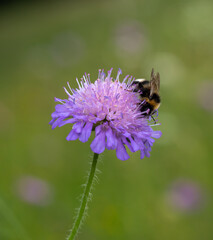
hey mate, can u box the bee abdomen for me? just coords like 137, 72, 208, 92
150, 93, 160, 103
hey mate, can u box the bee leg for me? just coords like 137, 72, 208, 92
151, 115, 157, 124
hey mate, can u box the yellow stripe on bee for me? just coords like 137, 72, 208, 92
141, 97, 160, 110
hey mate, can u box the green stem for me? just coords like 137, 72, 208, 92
67, 153, 99, 240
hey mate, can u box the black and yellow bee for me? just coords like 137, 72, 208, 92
130, 68, 161, 122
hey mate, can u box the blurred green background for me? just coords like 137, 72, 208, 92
0, 0, 213, 239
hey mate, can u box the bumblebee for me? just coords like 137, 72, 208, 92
130, 68, 161, 122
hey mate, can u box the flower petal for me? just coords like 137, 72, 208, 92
116, 138, 130, 161
95, 125, 102, 135
129, 136, 140, 151
58, 118, 76, 127
122, 137, 134, 152
49, 118, 56, 125
79, 122, 93, 143
106, 127, 117, 150
72, 122, 84, 133
90, 130, 106, 154
134, 136, 144, 150
151, 130, 162, 138
140, 150, 145, 159
55, 104, 68, 112
144, 149, 150, 157
51, 111, 70, 118
66, 129, 80, 141
51, 118, 63, 129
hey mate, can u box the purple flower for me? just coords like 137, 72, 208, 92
15, 176, 53, 206
166, 179, 206, 212
50, 69, 161, 160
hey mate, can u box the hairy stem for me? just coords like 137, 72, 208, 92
67, 153, 99, 240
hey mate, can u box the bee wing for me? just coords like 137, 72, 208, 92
150, 69, 160, 97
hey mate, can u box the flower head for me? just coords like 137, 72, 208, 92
50, 69, 161, 160
166, 179, 206, 212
